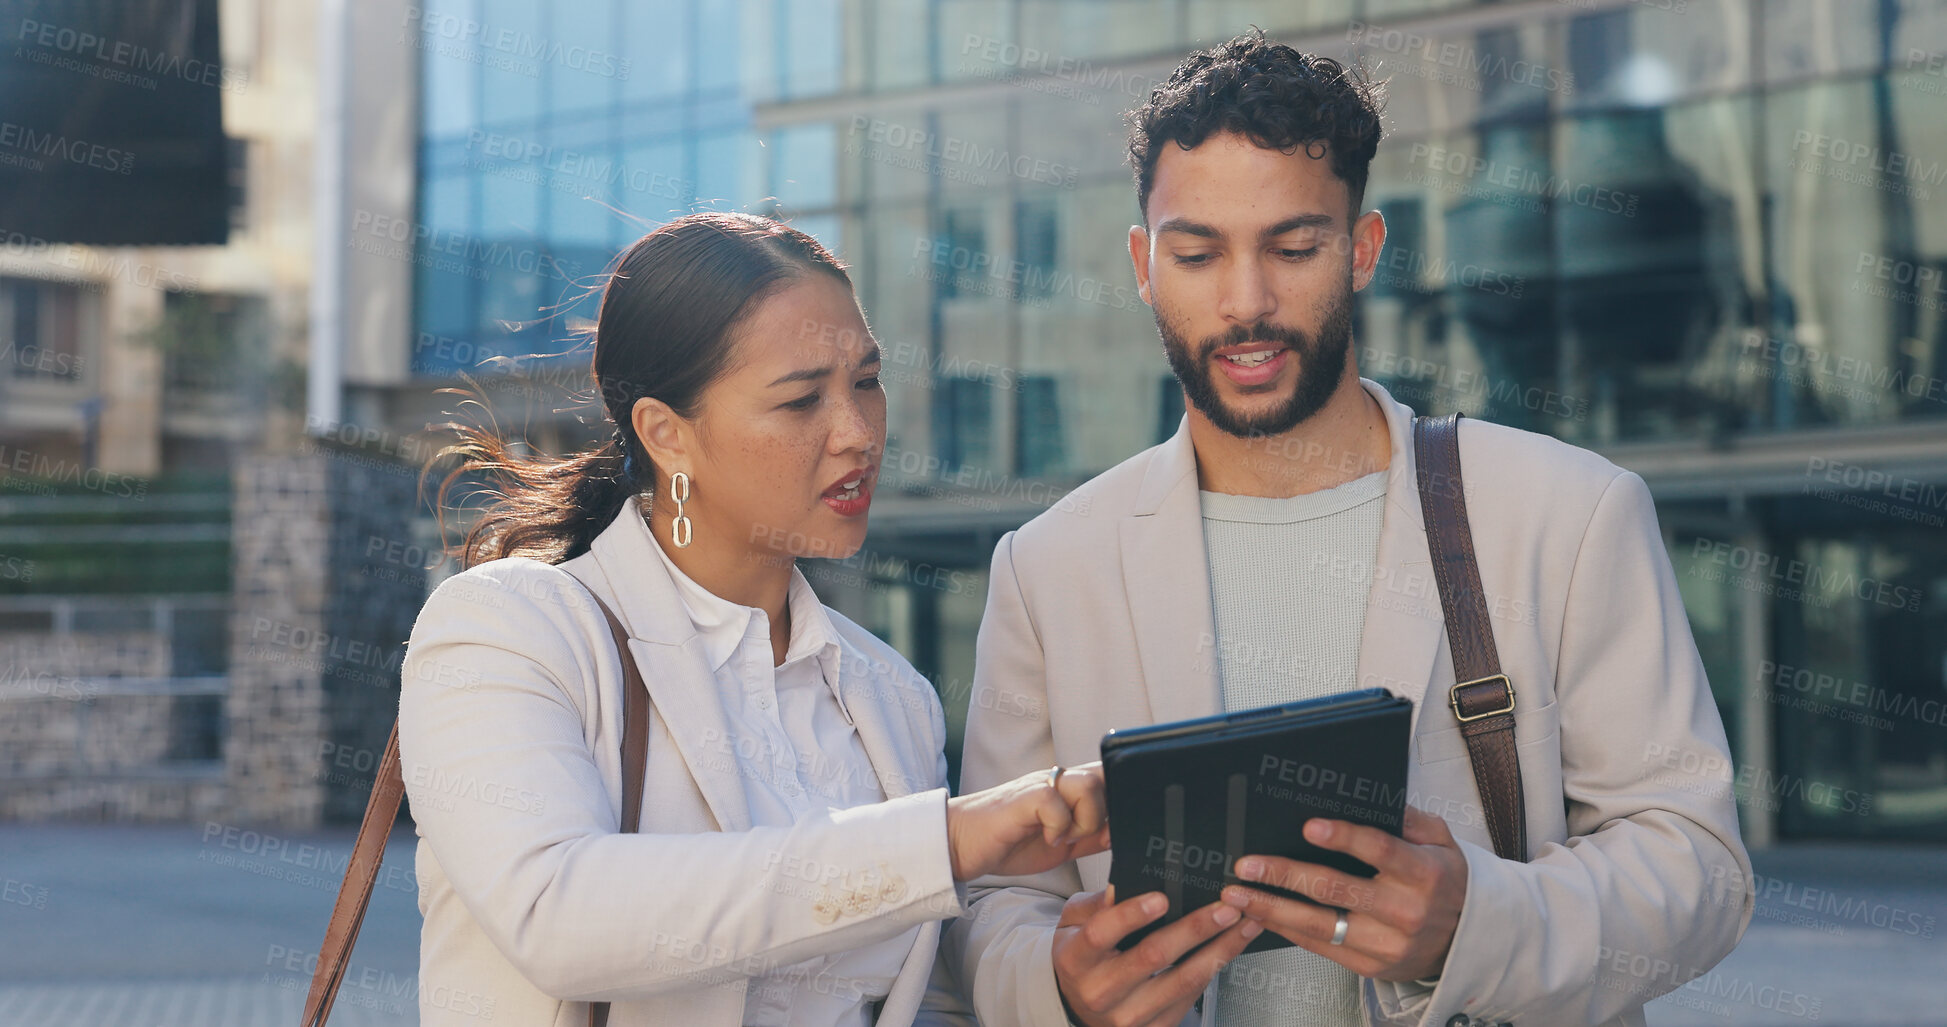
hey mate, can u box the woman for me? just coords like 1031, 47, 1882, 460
400, 212, 1107, 1026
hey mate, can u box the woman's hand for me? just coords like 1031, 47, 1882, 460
945, 762, 1110, 881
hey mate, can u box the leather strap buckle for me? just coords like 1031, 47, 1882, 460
1450, 674, 1515, 722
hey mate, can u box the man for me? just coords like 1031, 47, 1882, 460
942, 32, 1752, 1027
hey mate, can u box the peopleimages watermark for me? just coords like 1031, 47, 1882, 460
1407, 143, 1639, 218
200, 822, 418, 896
1369, 245, 1524, 297
262, 945, 490, 1020
1789, 130, 1944, 200
402, 5, 630, 80
879, 441, 1093, 516
956, 33, 1162, 105
1802, 456, 1947, 528
1687, 538, 1922, 614
1346, 22, 1574, 95
402, 757, 547, 816
303, 413, 437, 465
1739, 331, 1947, 405
347, 209, 581, 285
794, 317, 1024, 394
0, 554, 34, 584
1, 878, 49, 911
246, 617, 407, 686
1851, 251, 1945, 312
907, 237, 1140, 311
409, 332, 602, 406
1708, 863, 1938, 939
13, 16, 249, 93
0, 444, 150, 499
752, 525, 977, 597
847, 116, 1079, 189
1643, 740, 1873, 816
463, 130, 689, 201
1, 338, 82, 379
0, 662, 99, 704
1359, 346, 1588, 421
1760, 659, 1947, 731
1904, 48, 1947, 95
0, 226, 200, 292
1558, 0, 1692, 11
1591, 946, 1821, 1020
0, 120, 132, 175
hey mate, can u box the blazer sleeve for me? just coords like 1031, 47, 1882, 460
1377, 471, 1756, 1026
398, 563, 964, 1003
939, 531, 1092, 1027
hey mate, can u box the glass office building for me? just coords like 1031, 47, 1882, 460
405, 0, 1947, 844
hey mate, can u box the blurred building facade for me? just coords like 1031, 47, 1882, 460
0, 0, 425, 825
3, 0, 1944, 845
0, 0, 317, 818
376, 0, 1947, 846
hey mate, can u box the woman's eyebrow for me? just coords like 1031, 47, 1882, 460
767, 343, 882, 387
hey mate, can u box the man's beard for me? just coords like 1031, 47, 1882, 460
1156, 279, 1355, 439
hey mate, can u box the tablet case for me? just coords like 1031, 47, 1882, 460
1100, 688, 1411, 953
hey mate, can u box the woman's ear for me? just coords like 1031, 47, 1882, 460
631, 397, 691, 482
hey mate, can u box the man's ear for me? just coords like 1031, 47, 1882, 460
1350, 209, 1387, 293
1128, 224, 1154, 307
631, 396, 692, 486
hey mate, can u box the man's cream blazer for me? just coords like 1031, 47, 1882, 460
399, 503, 970, 1026
942, 378, 1755, 1027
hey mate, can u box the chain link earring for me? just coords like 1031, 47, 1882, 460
670, 471, 693, 548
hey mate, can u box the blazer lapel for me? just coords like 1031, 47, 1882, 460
1353, 378, 1448, 742
584, 501, 753, 833
627, 635, 753, 832
1120, 419, 1223, 727
839, 652, 926, 800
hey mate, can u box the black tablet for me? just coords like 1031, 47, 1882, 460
1100, 688, 1412, 953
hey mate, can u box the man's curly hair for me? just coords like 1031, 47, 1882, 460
1128, 30, 1384, 221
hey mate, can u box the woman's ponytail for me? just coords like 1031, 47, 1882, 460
431, 421, 641, 568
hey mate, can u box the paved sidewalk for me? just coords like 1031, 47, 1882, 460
0, 822, 420, 1026
1, 824, 1942, 1025
1638, 843, 1947, 1027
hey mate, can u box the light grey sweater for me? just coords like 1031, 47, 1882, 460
1199, 469, 1386, 1027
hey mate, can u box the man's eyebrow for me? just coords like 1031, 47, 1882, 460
1153, 217, 1220, 239
767, 343, 883, 387
1152, 214, 1335, 240
1262, 213, 1334, 238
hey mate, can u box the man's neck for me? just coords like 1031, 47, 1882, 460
1189, 374, 1392, 499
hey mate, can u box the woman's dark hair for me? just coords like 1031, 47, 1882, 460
432, 211, 853, 568
1127, 29, 1384, 221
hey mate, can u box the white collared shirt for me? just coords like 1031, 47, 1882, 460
647, 536, 915, 1027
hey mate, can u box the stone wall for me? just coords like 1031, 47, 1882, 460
0, 630, 226, 820
0, 447, 427, 827
225, 447, 427, 826
223, 456, 332, 825
321, 451, 429, 823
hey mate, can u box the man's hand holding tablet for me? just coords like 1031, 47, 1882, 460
1052, 884, 1260, 1027
1219, 805, 1468, 982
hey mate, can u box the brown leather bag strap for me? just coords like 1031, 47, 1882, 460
300, 723, 407, 1027
1412, 413, 1528, 863
587, 587, 649, 1027
301, 581, 651, 1027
